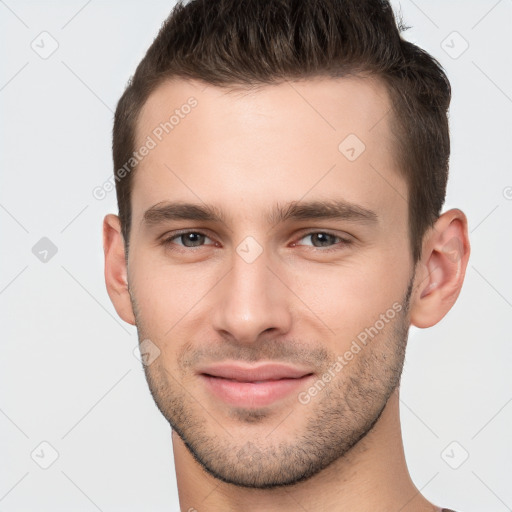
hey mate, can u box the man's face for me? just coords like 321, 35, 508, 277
126, 76, 415, 487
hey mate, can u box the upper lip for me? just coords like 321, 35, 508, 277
197, 362, 313, 382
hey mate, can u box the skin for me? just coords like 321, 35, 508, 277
103, 76, 470, 512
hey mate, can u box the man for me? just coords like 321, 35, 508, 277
103, 0, 470, 510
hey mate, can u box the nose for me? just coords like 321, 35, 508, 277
211, 247, 292, 345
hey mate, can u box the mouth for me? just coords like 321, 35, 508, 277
197, 362, 315, 408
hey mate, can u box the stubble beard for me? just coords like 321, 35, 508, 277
130, 278, 413, 489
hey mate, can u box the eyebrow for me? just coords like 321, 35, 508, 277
141, 199, 378, 228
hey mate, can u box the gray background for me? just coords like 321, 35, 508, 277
1, 0, 511, 510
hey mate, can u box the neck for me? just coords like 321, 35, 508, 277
172, 388, 438, 512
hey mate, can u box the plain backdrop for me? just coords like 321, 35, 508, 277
1, 0, 511, 510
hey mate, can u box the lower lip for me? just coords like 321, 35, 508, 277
200, 374, 314, 408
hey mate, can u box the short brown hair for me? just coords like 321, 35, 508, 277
113, 0, 451, 263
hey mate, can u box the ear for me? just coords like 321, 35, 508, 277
410, 209, 470, 328
103, 214, 136, 325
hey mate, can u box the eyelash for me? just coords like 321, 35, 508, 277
160, 230, 353, 253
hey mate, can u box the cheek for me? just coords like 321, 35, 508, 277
129, 252, 213, 339
289, 253, 408, 338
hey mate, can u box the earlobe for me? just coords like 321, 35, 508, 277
410, 209, 470, 329
103, 214, 136, 326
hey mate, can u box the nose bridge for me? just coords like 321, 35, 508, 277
212, 242, 291, 343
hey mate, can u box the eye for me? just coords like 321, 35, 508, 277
160, 230, 352, 253
293, 231, 352, 251
162, 231, 216, 249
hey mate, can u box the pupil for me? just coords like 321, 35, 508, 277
313, 233, 332, 247
184, 233, 204, 247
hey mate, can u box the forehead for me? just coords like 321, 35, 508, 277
131, 75, 405, 228
136, 75, 394, 145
